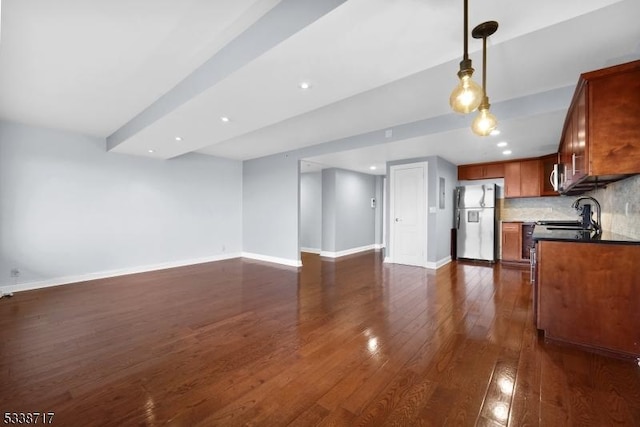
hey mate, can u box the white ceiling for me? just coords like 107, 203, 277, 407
1, 0, 639, 172
0, 0, 280, 135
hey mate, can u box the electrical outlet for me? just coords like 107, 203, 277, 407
10, 268, 20, 278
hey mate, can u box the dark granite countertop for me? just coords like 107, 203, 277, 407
532, 225, 640, 245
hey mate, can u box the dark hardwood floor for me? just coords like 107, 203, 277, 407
1, 251, 639, 426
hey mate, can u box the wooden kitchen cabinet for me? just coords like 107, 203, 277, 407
501, 222, 521, 262
501, 222, 534, 264
536, 240, 640, 358
458, 155, 556, 198
504, 159, 541, 198
458, 162, 504, 180
559, 87, 586, 189
504, 162, 521, 198
558, 60, 640, 193
520, 160, 541, 197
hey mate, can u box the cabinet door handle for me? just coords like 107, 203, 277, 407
572, 153, 576, 175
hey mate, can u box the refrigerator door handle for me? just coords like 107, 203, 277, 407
480, 186, 486, 207
456, 210, 461, 229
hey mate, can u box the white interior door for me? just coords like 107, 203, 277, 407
390, 163, 427, 267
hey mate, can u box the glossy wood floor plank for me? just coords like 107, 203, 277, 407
2, 252, 640, 426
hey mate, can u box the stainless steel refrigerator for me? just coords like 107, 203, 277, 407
455, 184, 496, 262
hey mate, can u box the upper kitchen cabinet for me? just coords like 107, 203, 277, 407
505, 159, 541, 198
458, 156, 555, 198
458, 162, 504, 181
558, 60, 640, 194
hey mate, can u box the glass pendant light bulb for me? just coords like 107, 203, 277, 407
450, 70, 483, 114
471, 103, 498, 136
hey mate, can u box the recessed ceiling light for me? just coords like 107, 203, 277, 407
490, 129, 501, 136
148, 149, 154, 153
497, 141, 508, 147
369, 166, 377, 170
220, 116, 230, 123
175, 136, 182, 141
299, 81, 311, 90
502, 150, 512, 155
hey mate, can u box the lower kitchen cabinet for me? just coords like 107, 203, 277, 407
501, 222, 534, 264
535, 240, 640, 358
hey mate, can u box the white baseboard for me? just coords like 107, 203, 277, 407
426, 256, 452, 270
374, 244, 385, 250
241, 252, 302, 268
0, 252, 242, 294
320, 244, 376, 258
300, 247, 321, 254
383, 255, 451, 270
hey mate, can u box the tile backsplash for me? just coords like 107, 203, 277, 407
500, 195, 578, 223
589, 174, 640, 239
500, 174, 640, 239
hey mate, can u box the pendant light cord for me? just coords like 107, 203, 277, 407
463, 0, 469, 61
482, 35, 487, 96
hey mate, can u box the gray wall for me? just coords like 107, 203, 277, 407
0, 121, 243, 288
321, 168, 376, 253
321, 169, 337, 253
374, 175, 384, 246
386, 156, 457, 265
299, 171, 322, 251
242, 153, 300, 263
434, 157, 458, 262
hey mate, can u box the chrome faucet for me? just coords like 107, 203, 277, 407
571, 196, 602, 234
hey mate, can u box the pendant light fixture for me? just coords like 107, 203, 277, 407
471, 20, 499, 136
449, 0, 483, 114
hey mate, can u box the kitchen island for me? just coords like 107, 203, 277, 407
532, 225, 640, 360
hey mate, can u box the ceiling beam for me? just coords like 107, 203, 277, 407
106, 0, 346, 152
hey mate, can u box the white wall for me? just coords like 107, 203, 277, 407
299, 171, 322, 252
0, 121, 242, 290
